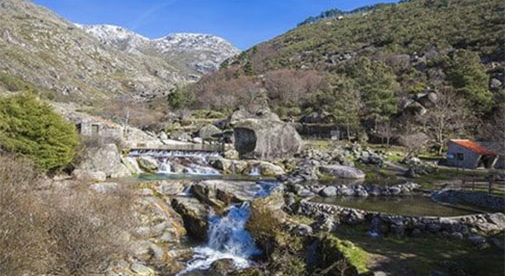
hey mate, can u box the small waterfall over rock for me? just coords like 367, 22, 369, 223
129, 149, 221, 176
178, 181, 280, 275
177, 203, 261, 275
248, 165, 261, 176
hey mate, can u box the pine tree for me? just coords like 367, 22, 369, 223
0, 93, 79, 171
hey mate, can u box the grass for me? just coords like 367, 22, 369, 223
333, 224, 505, 276
356, 163, 402, 186
329, 236, 369, 274
303, 139, 334, 150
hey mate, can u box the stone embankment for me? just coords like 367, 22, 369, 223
297, 198, 505, 244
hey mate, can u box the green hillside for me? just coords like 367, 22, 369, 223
179, 0, 505, 148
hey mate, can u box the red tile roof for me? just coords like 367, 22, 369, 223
450, 139, 497, 156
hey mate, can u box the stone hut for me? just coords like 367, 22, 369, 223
75, 116, 124, 140
446, 139, 498, 169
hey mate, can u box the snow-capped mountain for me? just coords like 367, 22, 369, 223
75, 24, 149, 55
77, 24, 241, 77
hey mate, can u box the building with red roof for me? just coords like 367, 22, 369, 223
446, 139, 498, 169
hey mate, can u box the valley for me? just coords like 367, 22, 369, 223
0, 0, 503, 275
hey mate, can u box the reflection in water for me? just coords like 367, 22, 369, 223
312, 195, 481, 217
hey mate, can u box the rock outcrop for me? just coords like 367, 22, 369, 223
76, 143, 131, 178
171, 197, 209, 242
319, 165, 366, 179
231, 107, 302, 161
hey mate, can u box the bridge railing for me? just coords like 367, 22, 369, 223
130, 143, 224, 153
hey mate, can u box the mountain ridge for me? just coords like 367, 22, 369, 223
0, 0, 240, 103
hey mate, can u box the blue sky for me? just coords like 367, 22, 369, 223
32, 0, 397, 50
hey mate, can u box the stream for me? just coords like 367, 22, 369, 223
130, 149, 278, 274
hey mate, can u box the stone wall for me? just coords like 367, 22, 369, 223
432, 189, 505, 212
298, 199, 505, 241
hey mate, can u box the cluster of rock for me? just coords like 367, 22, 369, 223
400, 89, 438, 116
88, 181, 191, 276
287, 182, 420, 198
297, 199, 505, 244
282, 144, 392, 184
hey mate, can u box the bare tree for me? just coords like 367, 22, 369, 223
421, 87, 471, 155
376, 120, 396, 147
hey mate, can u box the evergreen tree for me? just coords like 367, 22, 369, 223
0, 93, 79, 171
446, 50, 493, 113
344, 57, 399, 126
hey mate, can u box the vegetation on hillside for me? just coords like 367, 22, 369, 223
175, 0, 504, 150
0, 154, 134, 275
0, 93, 79, 171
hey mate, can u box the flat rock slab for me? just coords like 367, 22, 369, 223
319, 165, 366, 179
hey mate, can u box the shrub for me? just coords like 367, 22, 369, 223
0, 153, 134, 275
0, 93, 79, 171
0, 154, 48, 275
45, 187, 134, 275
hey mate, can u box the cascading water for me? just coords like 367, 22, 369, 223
248, 165, 261, 176
158, 159, 172, 174
129, 149, 221, 176
178, 181, 280, 275
177, 203, 261, 275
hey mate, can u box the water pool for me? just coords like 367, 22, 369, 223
311, 195, 483, 217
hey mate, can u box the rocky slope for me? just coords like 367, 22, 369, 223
0, 0, 239, 103
183, 0, 504, 144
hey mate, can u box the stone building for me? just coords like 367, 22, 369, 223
446, 139, 498, 169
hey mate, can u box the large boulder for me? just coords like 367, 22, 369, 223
137, 156, 159, 173
198, 124, 222, 140
249, 161, 285, 176
233, 118, 302, 161
229, 105, 281, 125
77, 143, 131, 178
72, 169, 107, 182
319, 165, 366, 179
192, 180, 257, 206
171, 197, 208, 241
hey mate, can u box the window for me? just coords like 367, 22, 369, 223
457, 153, 464, 161
91, 124, 99, 136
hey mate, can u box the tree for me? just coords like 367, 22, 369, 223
344, 57, 399, 127
0, 93, 79, 171
264, 69, 324, 108
445, 50, 493, 113
421, 87, 471, 155
327, 77, 361, 141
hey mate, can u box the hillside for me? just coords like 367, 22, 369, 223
180, 0, 504, 147
0, 0, 239, 103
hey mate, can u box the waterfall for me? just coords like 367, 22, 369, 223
158, 159, 172, 174
178, 186, 192, 196
247, 180, 279, 198
129, 149, 222, 176
176, 203, 261, 275
248, 165, 261, 176
178, 181, 279, 275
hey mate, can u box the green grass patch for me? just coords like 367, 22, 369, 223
333, 224, 505, 276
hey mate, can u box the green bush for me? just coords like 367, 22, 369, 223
0, 93, 79, 171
